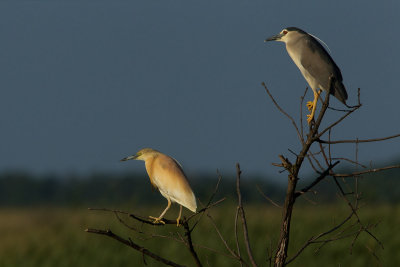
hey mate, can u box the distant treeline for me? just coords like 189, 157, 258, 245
0, 168, 399, 207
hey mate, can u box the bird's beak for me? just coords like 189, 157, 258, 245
120, 155, 138, 161
265, 33, 284, 42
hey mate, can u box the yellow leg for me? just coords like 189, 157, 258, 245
176, 205, 183, 227
149, 198, 171, 224
306, 90, 322, 124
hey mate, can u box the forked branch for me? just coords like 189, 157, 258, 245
265, 76, 399, 266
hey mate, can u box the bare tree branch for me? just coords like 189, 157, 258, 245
236, 163, 258, 267
334, 164, 400, 178
234, 206, 243, 267
306, 153, 323, 173
318, 133, 400, 144
316, 104, 360, 139
274, 79, 333, 267
332, 176, 384, 249
207, 213, 247, 265
182, 221, 202, 267
85, 75, 399, 267
262, 82, 304, 145
286, 210, 355, 264
189, 173, 224, 231
85, 228, 185, 267
88, 194, 226, 228
331, 157, 368, 168
294, 161, 340, 198
256, 185, 282, 208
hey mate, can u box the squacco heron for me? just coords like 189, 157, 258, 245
121, 148, 197, 226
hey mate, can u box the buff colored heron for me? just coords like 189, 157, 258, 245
121, 148, 197, 226
265, 27, 348, 124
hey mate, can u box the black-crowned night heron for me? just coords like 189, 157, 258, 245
265, 27, 348, 124
121, 148, 197, 226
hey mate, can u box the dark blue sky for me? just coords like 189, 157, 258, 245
1, 0, 399, 180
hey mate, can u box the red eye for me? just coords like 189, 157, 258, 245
283, 30, 288, 35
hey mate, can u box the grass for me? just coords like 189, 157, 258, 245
0, 202, 398, 266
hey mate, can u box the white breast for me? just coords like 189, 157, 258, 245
286, 44, 318, 91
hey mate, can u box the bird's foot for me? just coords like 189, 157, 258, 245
176, 219, 181, 227
149, 216, 165, 225
306, 114, 314, 124
306, 101, 314, 111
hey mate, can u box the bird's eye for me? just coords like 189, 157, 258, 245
283, 30, 288, 35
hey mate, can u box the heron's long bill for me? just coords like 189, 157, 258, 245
265, 33, 284, 42
120, 155, 138, 161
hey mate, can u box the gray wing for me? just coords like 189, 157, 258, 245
300, 35, 348, 104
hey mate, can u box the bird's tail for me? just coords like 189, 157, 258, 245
333, 80, 348, 105
185, 192, 197, 213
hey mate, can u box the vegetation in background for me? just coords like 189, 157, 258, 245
0, 166, 399, 208
0, 203, 399, 267
0, 166, 399, 266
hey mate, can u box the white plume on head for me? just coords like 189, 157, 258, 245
309, 33, 331, 54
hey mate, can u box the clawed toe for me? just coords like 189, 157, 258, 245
307, 114, 313, 124
149, 216, 165, 224
306, 101, 314, 111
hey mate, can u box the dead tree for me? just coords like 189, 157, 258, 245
262, 79, 400, 266
86, 79, 400, 266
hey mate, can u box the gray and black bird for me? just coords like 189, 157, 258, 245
265, 27, 348, 124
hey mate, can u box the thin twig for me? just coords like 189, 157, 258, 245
318, 133, 400, 144
332, 177, 384, 249
113, 211, 142, 233
307, 150, 324, 171
85, 228, 185, 267
313, 220, 360, 253
328, 129, 332, 164
354, 139, 360, 208
318, 142, 330, 167
207, 213, 246, 264
349, 226, 362, 254
206, 171, 223, 207
331, 157, 367, 168
286, 210, 355, 264
295, 161, 340, 198
182, 221, 202, 267
193, 243, 238, 260
234, 207, 243, 267
334, 164, 400, 178
365, 245, 381, 264
186, 198, 226, 221
316, 104, 360, 139
256, 185, 282, 208
189, 173, 224, 231
262, 82, 303, 145
306, 155, 321, 173
187, 174, 225, 231
236, 163, 258, 267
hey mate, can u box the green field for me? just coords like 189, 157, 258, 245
0, 202, 398, 267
